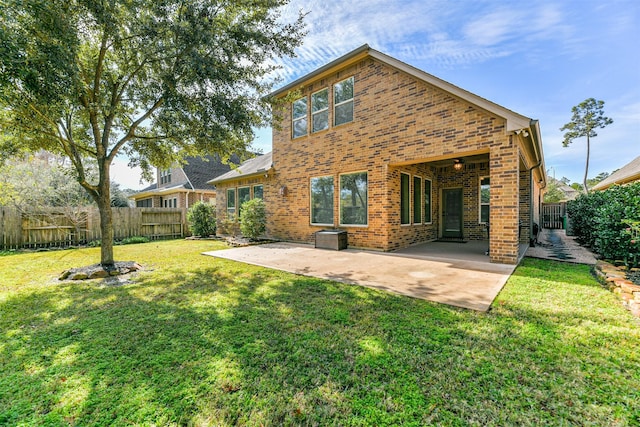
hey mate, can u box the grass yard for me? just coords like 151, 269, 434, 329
1, 240, 639, 426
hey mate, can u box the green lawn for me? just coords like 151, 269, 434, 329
1, 240, 639, 426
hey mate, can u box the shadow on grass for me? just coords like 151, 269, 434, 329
1, 258, 639, 426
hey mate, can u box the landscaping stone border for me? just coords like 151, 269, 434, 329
593, 261, 640, 317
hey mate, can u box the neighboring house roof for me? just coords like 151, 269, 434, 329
268, 44, 546, 187
592, 155, 640, 191
130, 154, 239, 200
208, 152, 273, 184
549, 178, 581, 201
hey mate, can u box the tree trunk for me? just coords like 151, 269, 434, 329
583, 134, 590, 194
97, 161, 115, 267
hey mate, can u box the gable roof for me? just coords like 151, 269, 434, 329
270, 44, 533, 132
182, 154, 240, 189
592, 155, 640, 191
208, 152, 273, 184
129, 154, 240, 199
269, 44, 546, 187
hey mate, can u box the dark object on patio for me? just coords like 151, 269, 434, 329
530, 222, 540, 247
315, 229, 348, 250
485, 222, 490, 255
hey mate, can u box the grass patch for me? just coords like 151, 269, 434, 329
1, 241, 639, 425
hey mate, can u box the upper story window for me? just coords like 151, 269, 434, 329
292, 97, 308, 138
334, 76, 354, 126
160, 168, 171, 184
311, 88, 329, 132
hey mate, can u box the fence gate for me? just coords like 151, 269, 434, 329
542, 203, 565, 229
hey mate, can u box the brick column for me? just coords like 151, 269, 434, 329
489, 136, 520, 264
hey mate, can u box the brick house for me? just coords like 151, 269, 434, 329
212, 45, 547, 264
130, 155, 238, 209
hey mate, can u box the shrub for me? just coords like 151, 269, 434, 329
567, 182, 640, 267
187, 201, 216, 237
120, 236, 150, 245
239, 198, 266, 240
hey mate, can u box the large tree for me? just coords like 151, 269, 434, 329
560, 98, 613, 194
0, 0, 304, 266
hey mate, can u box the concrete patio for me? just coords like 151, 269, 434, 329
203, 240, 526, 311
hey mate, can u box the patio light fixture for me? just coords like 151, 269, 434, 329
453, 159, 464, 171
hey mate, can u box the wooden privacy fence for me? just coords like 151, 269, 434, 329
0, 207, 189, 250
542, 203, 565, 229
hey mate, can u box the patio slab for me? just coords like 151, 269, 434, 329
203, 242, 517, 311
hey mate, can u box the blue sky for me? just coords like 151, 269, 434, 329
115, 0, 640, 189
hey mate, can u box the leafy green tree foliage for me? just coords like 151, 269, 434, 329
187, 201, 216, 237
239, 198, 266, 240
560, 98, 613, 194
0, 0, 304, 266
543, 179, 564, 203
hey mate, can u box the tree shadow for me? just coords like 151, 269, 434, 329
1, 260, 639, 425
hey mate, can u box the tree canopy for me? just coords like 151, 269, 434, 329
0, 0, 305, 266
560, 98, 613, 194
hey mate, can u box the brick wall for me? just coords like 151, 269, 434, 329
266, 57, 526, 263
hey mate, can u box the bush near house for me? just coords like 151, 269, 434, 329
567, 182, 640, 267
187, 201, 216, 237
239, 198, 266, 240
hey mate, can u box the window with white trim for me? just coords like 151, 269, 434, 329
340, 171, 367, 226
400, 173, 410, 225
413, 176, 422, 224
311, 88, 329, 132
334, 77, 354, 126
160, 168, 172, 184
480, 176, 490, 223
310, 176, 334, 225
292, 97, 308, 138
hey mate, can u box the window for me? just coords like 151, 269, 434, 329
424, 179, 432, 223
163, 197, 177, 208
413, 176, 422, 224
480, 176, 490, 223
311, 88, 329, 132
334, 76, 354, 126
292, 97, 308, 138
227, 188, 236, 217
400, 173, 410, 225
238, 186, 251, 217
160, 168, 171, 184
340, 171, 367, 225
310, 176, 334, 225
136, 198, 152, 207
253, 184, 263, 200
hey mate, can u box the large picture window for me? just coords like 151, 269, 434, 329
413, 176, 422, 224
310, 176, 334, 225
424, 179, 432, 223
340, 171, 367, 226
311, 88, 329, 133
480, 176, 490, 223
292, 97, 308, 138
334, 76, 354, 126
400, 173, 410, 225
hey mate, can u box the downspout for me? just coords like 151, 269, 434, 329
182, 167, 194, 210
527, 120, 546, 247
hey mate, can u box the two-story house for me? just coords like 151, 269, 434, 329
211, 45, 547, 264
130, 155, 239, 208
